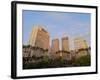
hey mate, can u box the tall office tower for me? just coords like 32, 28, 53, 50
62, 36, 69, 52
61, 36, 71, 60
51, 38, 60, 53
28, 25, 50, 50
74, 37, 89, 58
74, 37, 88, 50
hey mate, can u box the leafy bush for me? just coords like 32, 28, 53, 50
23, 54, 91, 69
72, 54, 91, 66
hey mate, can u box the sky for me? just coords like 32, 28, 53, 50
22, 10, 91, 50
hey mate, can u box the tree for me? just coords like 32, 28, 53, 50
72, 54, 91, 66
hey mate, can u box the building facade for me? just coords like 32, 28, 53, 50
23, 25, 50, 59
28, 25, 50, 50
51, 38, 60, 53
62, 36, 69, 52
74, 37, 88, 50
61, 36, 71, 60
50, 38, 60, 59
74, 37, 89, 58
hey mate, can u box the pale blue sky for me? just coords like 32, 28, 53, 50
22, 10, 91, 49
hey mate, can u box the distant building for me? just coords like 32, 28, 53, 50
23, 25, 50, 59
74, 37, 88, 50
28, 25, 50, 50
74, 37, 89, 58
62, 36, 69, 52
50, 38, 60, 59
51, 38, 60, 53
61, 36, 71, 60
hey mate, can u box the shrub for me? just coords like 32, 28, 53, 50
72, 54, 91, 66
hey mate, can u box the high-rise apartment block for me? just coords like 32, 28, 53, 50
74, 37, 89, 58
51, 38, 60, 53
62, 37, 69, 52
28, 25, 50, 50
74, 37, 88, 50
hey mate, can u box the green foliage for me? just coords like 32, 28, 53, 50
72, 54, 91, 66
23, 54, 91, 69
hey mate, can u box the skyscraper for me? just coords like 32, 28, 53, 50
28, 25, 50, 50
50, 38, 60, 59
74, 37, 89, 58
51, 38, 60, 53
61, 36, 71, 60
74, 37, 88, 50
62, 36, 69, 52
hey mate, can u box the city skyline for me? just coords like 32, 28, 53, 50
23, 26, 90, 68
22, 10, 91, 50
